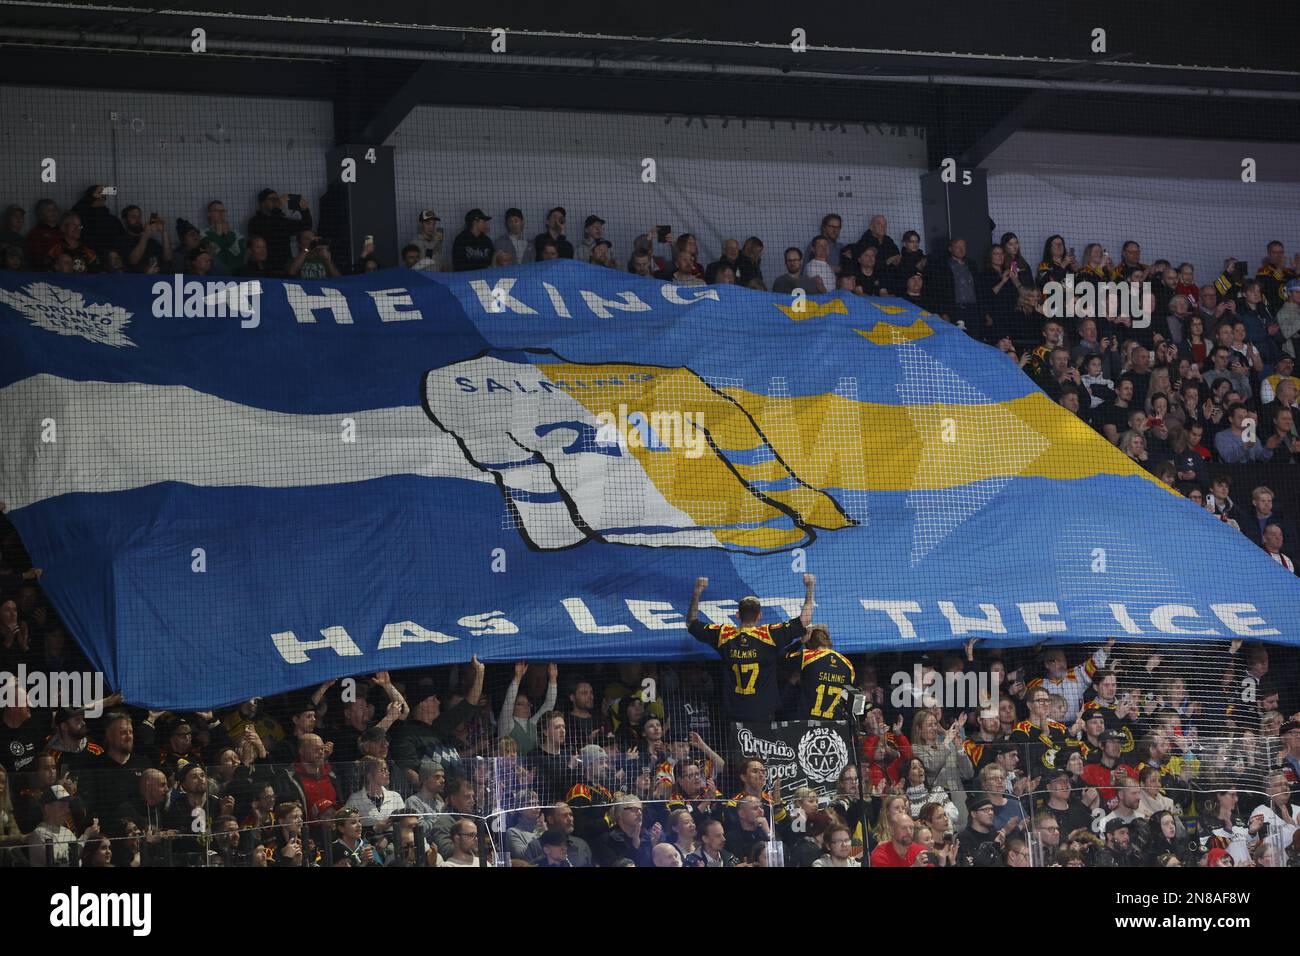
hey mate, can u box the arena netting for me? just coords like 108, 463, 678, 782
1, 73, 1299, 869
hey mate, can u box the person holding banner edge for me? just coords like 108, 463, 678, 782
686, 574, 816, 725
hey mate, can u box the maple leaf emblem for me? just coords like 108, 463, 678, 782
0, 281, 136, 348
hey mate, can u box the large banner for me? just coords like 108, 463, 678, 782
2, 262, 1298, 707
731, 720, 857, 800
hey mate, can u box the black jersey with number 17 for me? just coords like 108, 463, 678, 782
788, 647, 857, 721
687, 618, 805, 723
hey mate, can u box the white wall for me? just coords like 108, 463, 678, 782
984, 131, 1300, 282
387, 106, 928, 268
0, 87, 334, 236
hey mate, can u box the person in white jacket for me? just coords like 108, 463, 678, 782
343, 755, 406, 833
498, 661, 558, 756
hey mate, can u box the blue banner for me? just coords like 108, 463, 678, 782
2, 262, 1296, 708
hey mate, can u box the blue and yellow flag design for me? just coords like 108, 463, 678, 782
0, 261, 1295, 708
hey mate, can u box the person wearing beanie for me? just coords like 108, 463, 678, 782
565, 744, 616, 843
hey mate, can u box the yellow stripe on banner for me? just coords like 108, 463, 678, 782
536, 363, 1171, 548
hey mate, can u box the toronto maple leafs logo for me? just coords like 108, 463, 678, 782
0, 282, 136, 348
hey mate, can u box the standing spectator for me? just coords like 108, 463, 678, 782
801, 237, 834, 293
851, 214, 900, 271
497, 662, 558, 756
1215, 405, 1272, 463
247, 188, 312, 272
390, 657, 485, 787
533, 207, 573, 260
492, 208, 531, 265
430, 775, 485, 860
70, 185, 126, 257
25, 199, 61, 267
979, 243, 1022, 343
409, 209, 444, 271
806, 214, 844, 272
1255, 240, 1299, 311
576, 214, 609, 263
277, 734, 339, 825
237, 235, 277, 277
911, 711, 975, 827
453, 209, 495, 271
202, 199, 244, 272
931, 237, 981, 332
723, 795, 770, 862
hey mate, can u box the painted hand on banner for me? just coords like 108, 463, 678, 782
422, 350, 852, 552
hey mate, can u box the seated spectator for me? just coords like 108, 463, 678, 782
288, 229, 341, 279
45, 213, 98, 272
524, 801, 592, 867
956, 795, 1002, 865
723, 795, 770, 861
868, 813, 926, 867
595, 794, 658, 867
202, 199, 244, 272
238, 235, 278, 277
0, 204, 24, 250
705, 238, 742, 284
1235, 485, 1295, 547
1214, 404, 1271, 463
684, 817, 738, 867
576, 214, 610, 264
331, 806, 379, 867
815, 823, 865, 867
533, 826, 576, 867
736, 236, 765, 288
771, 247, 816, 296
27, 785, 94, 867
277, 734, 340, 825
656, 249, 703, 286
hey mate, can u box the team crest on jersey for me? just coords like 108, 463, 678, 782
0, 282, 136, 348
797, 726, 849, 783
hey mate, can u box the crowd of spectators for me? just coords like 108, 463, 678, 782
3, 501, 1298, 868
3, 189, 1300, 868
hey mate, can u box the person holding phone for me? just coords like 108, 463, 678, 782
249, 187, 312, 272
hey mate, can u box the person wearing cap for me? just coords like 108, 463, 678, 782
533, 206, 574, 260
268, 696, 322, 765
1081, 729, 1139, 810
248, 188, 311, 274
390, 656, 485, 787
409, 208, 444, 271
523, 801, 593, 867
535, 825, 574, 867
1099, 816, 1138, 866
493, 207, 533, 266
452, 208, 495, 272
1275, 278, 1300, 356
164, 758, 218, 863
576, 214, 610, 264
341, 754, 405, 832
564, 743, 616, 842
44, 706, 102, 777
403, 758, 446, 837
955, 794, 1002, 866
27, 783, 98, 867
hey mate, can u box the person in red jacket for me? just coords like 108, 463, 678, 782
859, 706, 912, 788
1079, 730, 1139, 811
869, 812, 931, 867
